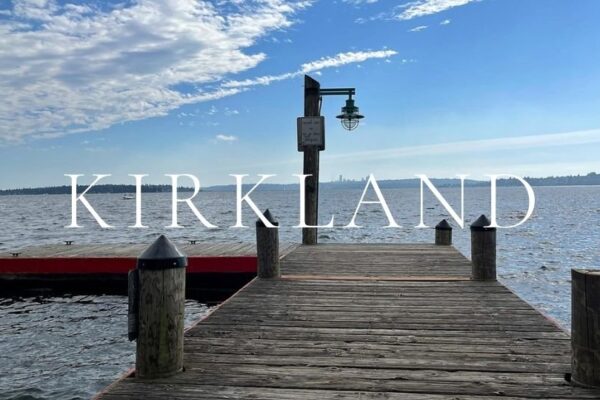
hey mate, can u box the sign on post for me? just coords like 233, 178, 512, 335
297, 117, 325, 151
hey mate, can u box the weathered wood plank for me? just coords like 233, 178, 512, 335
101, 383, 557, 400
3, 242, 298, 258
97, 243, 599, 399
188, 324, 570, 342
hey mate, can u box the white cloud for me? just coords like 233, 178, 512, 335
409, 25, 428, 32
324, 129, 600, 162
223, 72, 296, 88
440, 19, 451, 25
301, 50, 397, 72
224, 108, 239, 116
343, 0, 379, 4
358, 0, 476, 23
223, 49, 398, 88
215, 134, 238, 142
0, 0, 310, 142
396, 0, 478, 20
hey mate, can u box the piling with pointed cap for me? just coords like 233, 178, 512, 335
470, 214, 496, 281
134, 234, 187, 379
571, 269, 600, 388
256, 209, 280, 279
435, 219, 452, 245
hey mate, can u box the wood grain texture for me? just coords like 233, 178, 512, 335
571, 269, 600, 387
301, 74, 321, 246
435, 229, 452, 246
98, 244, 600, 399
4, 242, 298, 258
136, 267, 185, 378
256, 226, 280, 279
471, 229, 497, 281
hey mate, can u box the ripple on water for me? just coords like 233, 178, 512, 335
1, 186, 599, 396
0, 295, 211, 399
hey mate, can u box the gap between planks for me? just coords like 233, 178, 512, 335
281, 274, 471, 282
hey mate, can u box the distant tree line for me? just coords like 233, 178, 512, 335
481, 172, 600, 187
0, 184, 194, 196
1, 172, 599, 195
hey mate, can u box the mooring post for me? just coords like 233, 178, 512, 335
571, 269, 600, 387
435, 219, 452, 245
133, 234, 187, 378
127, 269, 139, 341
256, 209, 280, 279
302, 75, 321, 245
470, 214, 496, 280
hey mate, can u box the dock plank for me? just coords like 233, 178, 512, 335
3, 242, 298, 258
97, 244, 599, 399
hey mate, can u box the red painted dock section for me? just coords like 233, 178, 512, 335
0, 242, 297, 300
0, 256, 257, 275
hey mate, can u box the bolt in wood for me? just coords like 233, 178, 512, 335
470, 214, 496, 281
435, 219, 452, 245
135, 234, 187, 379
571, 269, 600, 387
256, 209, 280, 279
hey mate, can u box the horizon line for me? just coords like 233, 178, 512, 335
1, 172, 599, 192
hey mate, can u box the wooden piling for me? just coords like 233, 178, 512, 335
127, 269, 139, 341
470, 214, 496, 281
256, 209, 280, 279
135, 235, 187, 378
302, 75, 321, 245
435, 219, 452, 245
571, 269, 600, 387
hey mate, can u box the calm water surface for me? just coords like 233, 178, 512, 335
1, 186, 599, 399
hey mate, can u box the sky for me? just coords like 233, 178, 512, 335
1, 0, 600, 188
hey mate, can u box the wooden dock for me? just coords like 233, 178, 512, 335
98, 243, 600, 399
0, 242, 297, 299
3, 242, 296, 258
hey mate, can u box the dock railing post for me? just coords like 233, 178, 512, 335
435, 219, 452, 245
470, 214, 496, 281
133, 234, 187, 378
256, 209, 280, 279
571, 269, 600, 387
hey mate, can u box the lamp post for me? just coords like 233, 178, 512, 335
299, 75, 364, 245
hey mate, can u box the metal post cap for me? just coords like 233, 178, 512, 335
256, 209, 279, 228
137, 235, 188, 270
470, 215, 496, 231
435, 219, 452, 231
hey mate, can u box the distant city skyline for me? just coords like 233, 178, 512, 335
1, 0, 599, 189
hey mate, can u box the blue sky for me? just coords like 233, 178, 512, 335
1, 0, 600, 188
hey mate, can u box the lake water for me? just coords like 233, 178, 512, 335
1, 185, 599, 399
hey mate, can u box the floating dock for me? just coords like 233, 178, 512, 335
97, 243, 599, 399
0, 242, 296, 300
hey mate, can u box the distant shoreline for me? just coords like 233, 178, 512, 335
1, 173, 599, 195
